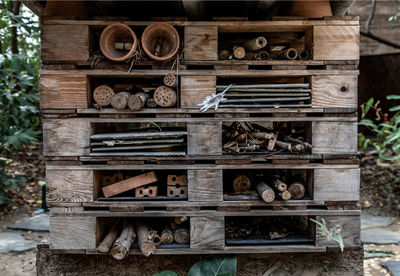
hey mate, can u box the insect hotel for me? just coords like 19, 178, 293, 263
31, 0, 362, 274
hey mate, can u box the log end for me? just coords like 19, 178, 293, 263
110, 246, 128, 260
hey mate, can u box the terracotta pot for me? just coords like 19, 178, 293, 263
100, 23, 138, 62
141, 22, 180, 61
290, 0, 333, 18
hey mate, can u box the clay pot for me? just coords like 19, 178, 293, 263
100, 23, 138, 62
290, 0, 333, 18
141, 22, 180, 61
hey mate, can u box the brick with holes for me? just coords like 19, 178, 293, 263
135, 186, 158, 198
167, 185, 188, 198
167, 175, 188, 186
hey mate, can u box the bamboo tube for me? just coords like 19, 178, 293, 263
136, 219, 156, 257
272, 178, 287, 192
257, 50, 269, 60
244, 36, 268, 51
111, 91, 130, 109
110, 218, 136, 260
128, 92, 150, 111
255, 177, 275, 202
298, 50, 310, 60
281, 48, 298, 60
98, 219, 120, 253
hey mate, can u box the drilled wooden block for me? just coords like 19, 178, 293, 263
135, 186, 158, 198
167, 185, 188, 198
101, 173, 124, 187
167, 175, 188, 186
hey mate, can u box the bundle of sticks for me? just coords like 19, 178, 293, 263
223, 122, 312, 154
93, 73, 177, 110
90, 129, 187, 157
98, 217, 190, 259
218, 36, 310, 61
216, 83, 311, 108
230, 174, 306, 202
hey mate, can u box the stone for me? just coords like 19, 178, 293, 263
0, 232, 37, 253
8, 214, 49, 232
361, 213, 396, 230
381, 261, 400, 276
361, 230, 400, 244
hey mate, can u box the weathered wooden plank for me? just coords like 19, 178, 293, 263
187, 121, 222, 155
313, 168, 360, 202
181, 76, 216, 109
50, 216, 97, 249
313, 25, 360, 60
184, 26, 218, 61
43, 119, 91, 156
188, 170, 223, 201
40, 74, 87, 109
41, 25, 89, 63
47, 169, 94, 203
315, 215, 360, 247
312, 121, 357, 154
311, 75, 357, 108
190, 216, 224, 249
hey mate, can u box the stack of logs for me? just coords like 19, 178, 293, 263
219, 36, 309, 61
99, 217, 189, 259
93, 73, 177, 110
232, 174, 306, 202
223, 122, 312, 154
90, 129, 187, 157
101, 172, 188, 199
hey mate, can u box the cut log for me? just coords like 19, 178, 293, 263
146, 98, 158, 108
219, 50, 231, 60
286, 136, 312, 149
93, 85, 115, 106
174, 228, 190, 244
250, 132, 274, 140
244, 36, 267, 51
136, 219, 156, 257
275, 140, 292, 151
111, 91, 130, 109
267, 134, 277, 151
163, 73, 177, 87
233, 175, 251, 193
149, 230, 161, 246
272, 178, 287, 192
174, 216, 188, 225
128, 92, 150, 111
98, 219, 120, 253
153, 86, 177, 107
288, 182, 306, 199
255, 178, 275, 203
160, 227, 174, 244
102, 171, 158, 198
280, 190, 292, 200
110, 218, 136, 260
233, 46, 245, 59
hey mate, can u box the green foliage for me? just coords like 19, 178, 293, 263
153, 256, 237, 276
310, 218, 344, 252
0, 1, 40, 203
0, 158, 25, 204
389, 1, 400, 23
359, 96, 400, 166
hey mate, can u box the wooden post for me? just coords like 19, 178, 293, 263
128, 92, 150, 111
288, 182, 306, 199
98, 219, 120, 253
244, 36, 267, 51
136, 219, 156, 257
110, 218, 136, 260
232, 174, 251, 193
153, 86, 177, 107
163, 73, 177, 87
93, 85, 115, 106
111, 92, 130, 109
160, 227, 174, 244
174, 228, 190, 244
255, 177, 275, 202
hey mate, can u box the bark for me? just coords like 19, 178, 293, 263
136, 219, 156, 257
99, 219, 120, 253
110, 218, 136, 260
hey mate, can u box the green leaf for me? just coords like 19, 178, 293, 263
387, 95, 400, 100
188, 256, 237, 276
152, 271, 178, 276
359, 119, 378, 131
363, 98, 374, 117
389, 105, 400, 112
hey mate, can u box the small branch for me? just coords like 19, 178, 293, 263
365, 0, 376, 33
360, 31, 400, 49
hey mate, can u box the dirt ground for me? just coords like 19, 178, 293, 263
0, 147, 399, 275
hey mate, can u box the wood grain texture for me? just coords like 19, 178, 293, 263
47, 169, 94, 203
184, 26, 218, 61
313, 25, 360, 60
312, 121, 357, 154
311, 75, 357, 108
181, 76, 216, 108
41, 25, 89, 62
43, 119, 91, 156
187, 121, 222, 155
50, 216, 96, 249
313, 168, 360, 201
188, 170, 223, 202
190, 216, 224, 249
40, 74, 88, 109
315, 215, 360, 247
